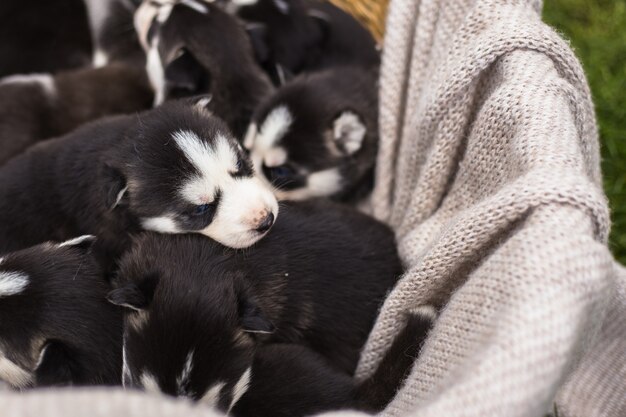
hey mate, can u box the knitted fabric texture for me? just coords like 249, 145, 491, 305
2, 0, 625, 416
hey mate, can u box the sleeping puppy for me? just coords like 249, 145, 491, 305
0, 98, 278, 267
230, 344, 355, 417
135, 0, 273, 138
108, 199, 402, 409
0, 0, 92, 77
227, 0, 380, 84
84, 0, 145, 67
0, 63, 153, 165
0, 236, 122, 389
244, 66, 378, 202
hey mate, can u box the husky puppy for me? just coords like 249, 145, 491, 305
228, 0, 380, 84
108, 200, 401, 408
230, 344, 355, 417
84, 0, 145, 67
0, 64, 153, 165
0, 236, 122, 389
0, 0, 92, 77
244, 66, 378, 202
134, 0, 273, 138
0, 98, 278, 266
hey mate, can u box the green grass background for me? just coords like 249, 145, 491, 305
543, 0, 626, 264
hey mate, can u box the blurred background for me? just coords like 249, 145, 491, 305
543, 0, 626, 264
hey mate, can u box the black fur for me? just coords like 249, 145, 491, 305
231, 344, 355, 417
248, 66, 378, 202
0, 64, 153, 165
355, 312, 434, 412
110, 199, 402, 408
231, 0, 379, 84
86, 0, 145, 66
0, 237, 122, 388
142, 2, 273, 139
0, 0, 92, 77
0, 99, 257, 267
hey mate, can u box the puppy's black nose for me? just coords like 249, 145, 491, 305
256, 213, 274, 233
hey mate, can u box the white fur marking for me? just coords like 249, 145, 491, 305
243, 123, 257, 150
0, 73, 56, 97
141, 215, 181, 234
257, 106, 293, 151
93, 49, 109, 67
58, 235, 96, 248
156, 3, 175, 23
200, 381, 226, 408
141, 372, 160, 393
173, 131, 236, 203
228, 367, 251, 411
333, 111, 366, 155
176, 350, 195, 396
263, 147, 288, 168
180, 0, 208, 14
0, 351, 32, 389
276, 168, 343, 201
122, 339, 132, 388
0, 272, 29, 297
112, 186, 128, 209
134, 1, 160, 50
147, 37, 166, 106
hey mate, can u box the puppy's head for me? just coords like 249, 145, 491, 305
103, 99, 278, 249
109, 235, 273, 411
135, 0, 269, 106
0, 236, 121, 389
244, 72, 377, 201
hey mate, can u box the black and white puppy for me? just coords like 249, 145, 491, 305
244, 66, 378, 202
0, 99, 278, 264
108, 200, 402, 409
230, 344, 355, 417
0, 236, 122, 389
0, 63, 153, 165
227, 0, 380, 85
84, 0, 145, 67
135, 0, 273, 138
0, 0, 92, 77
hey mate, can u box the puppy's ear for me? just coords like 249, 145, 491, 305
107, 273, 160, 311
58, 235, 97, 253
331, 111, 367, 155
35, 341, 77, 387
246, 23, 270, 64
101, 164, 128, 211
308, 10, 331, 42
239, 297, 275, 334
164, 48, 209, 97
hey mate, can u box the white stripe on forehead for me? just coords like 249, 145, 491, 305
0, 351, 32, 389
176, 350, 195, 396
228, 367, 252, 412
0, 272, 29, 298
200, 381, 226, 408
257, 106, 293, 151
173, 130, 238, 204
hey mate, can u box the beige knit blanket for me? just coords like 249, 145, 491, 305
3, 0, 625, 416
